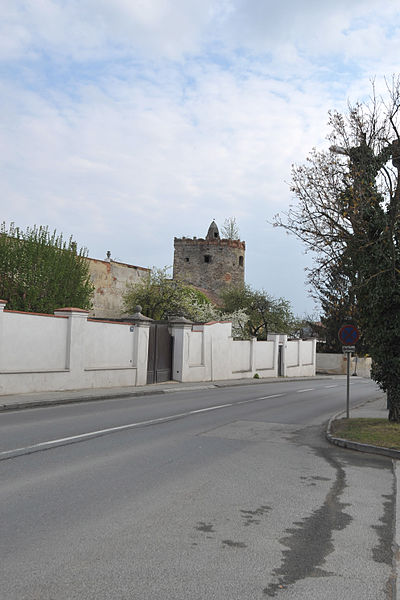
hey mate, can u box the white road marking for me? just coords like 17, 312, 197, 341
236, 394, 284, 404
296, 388, 314, 393
0, 396, 281, 459
324, 385, 338, 388
189, 404, 232, 414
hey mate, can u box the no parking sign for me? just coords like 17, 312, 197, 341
338, 324, 360, 346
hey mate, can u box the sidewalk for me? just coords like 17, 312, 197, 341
0, 375, 332, 412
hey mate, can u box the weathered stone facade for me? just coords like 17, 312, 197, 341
173, 221, 245, 296
87, 257, 149, 319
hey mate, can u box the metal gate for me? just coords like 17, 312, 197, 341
278, 345, 283, 376
147, 323, 173, 384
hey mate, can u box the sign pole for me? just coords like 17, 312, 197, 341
346, 351, 350, 418
338, 323, 360, 420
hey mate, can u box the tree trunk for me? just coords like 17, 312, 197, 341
388, 387, 400, 422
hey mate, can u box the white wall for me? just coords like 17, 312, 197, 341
0, 302, 318, 396
170, 321, 316, 382
255, 341, 277, 377
285, 340, 317, 377
316, 353, 371, 377
84, 320, 135, 369
1, 311, 68, 371
0, 302, 150, 395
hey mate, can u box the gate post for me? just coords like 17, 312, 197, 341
168, 316, 193, 382
128, 305, 153, 386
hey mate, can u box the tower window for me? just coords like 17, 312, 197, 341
185, 257, 190, 262
239, 256, 244, 266
204, 255, 212, 263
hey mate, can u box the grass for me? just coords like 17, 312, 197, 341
330, 418, 400, 450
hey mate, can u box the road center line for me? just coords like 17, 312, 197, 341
296, 388, 314, 393
236, 394, 284, 404
0, 397, 277, 459
324, 385, 338, 388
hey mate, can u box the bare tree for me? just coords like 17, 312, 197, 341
274, 77, 400, 421
221, 217, 240, 240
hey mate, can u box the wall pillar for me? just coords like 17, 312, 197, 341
125, 305, 153, 386
169, 317, 193, 382
281, 335, 288, 377
54, 307, 89, 385
250, 337, 257, 376
312, 338, 317, 374
132, 323, 151, 385
0, 300, 7, 372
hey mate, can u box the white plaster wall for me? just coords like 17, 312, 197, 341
231, 340, 252, 373
354, 357, 372, 378
188, 331, 204, 366
0, 368, 139, 395
0, 307, 149, 395
301, 341, 314, 365
286, 341, 300, 367
254, 341, 276, 376
1, 307, 318, 395
1, 312, 68, 371
285, 340, 316, 377
208, 323, 232, 381
84, 320, 134, 368
316, 353, 371, 377
316, 353, 346, 374
172, 321, 234, 382
172, 324, 316, 383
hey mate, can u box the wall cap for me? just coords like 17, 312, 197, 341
54, 307, 90, 313
124, 305, 153, 324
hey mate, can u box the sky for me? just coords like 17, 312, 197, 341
1, 1, 400, 317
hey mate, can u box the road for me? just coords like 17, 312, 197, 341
0, 377, 395, 599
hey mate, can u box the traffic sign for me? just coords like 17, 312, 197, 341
338, 324, 360, 346
342, 346, 355, 353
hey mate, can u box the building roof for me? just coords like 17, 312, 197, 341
206, 220, 220, 241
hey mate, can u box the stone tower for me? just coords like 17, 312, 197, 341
173, 220, 245, 297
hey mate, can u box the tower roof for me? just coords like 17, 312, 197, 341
206, 220, 220, 240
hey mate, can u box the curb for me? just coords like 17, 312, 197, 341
0, 388, 168, 412
326, 403, 400, 460
0, 385, 220, 412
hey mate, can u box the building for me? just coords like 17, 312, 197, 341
88, 220, 245, 318
87, 254, 149, 319
173, 220, 245, 297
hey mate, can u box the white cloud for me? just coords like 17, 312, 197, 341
1, 0, 400, 313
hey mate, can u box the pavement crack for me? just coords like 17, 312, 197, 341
263, 450, 352, 597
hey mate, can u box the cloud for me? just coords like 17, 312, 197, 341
1, 0, 400, 313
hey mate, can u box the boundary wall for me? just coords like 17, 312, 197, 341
0, 301, 150, 395
171, 321, 316, 383
0, 302, 317, 395
316, 353, 371, 377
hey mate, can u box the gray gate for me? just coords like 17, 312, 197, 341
147, 323, 173, 384
278, 345, 283, 376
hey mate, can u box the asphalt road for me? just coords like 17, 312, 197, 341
0, 378, 395, 599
